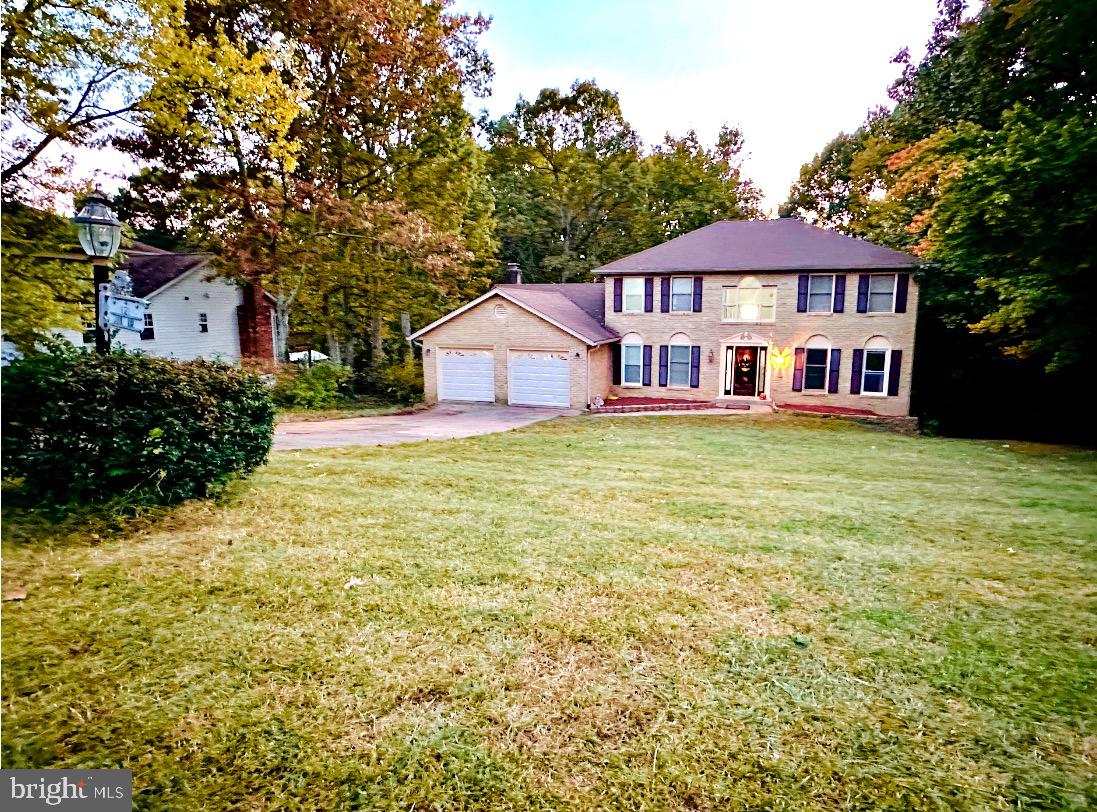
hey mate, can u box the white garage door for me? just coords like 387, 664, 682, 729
438, 348, 495, 402
508, 350, 570, 407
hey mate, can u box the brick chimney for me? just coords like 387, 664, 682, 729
237, 282, 275, 360
505, 262, 523, 284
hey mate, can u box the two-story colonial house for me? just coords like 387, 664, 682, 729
410, 219, 918, 416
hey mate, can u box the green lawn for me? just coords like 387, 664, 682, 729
3, 414, 1096, 810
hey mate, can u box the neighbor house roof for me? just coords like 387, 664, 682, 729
595, 218, 918, 274
124, 251, 211, 298
409, 283, 617, 346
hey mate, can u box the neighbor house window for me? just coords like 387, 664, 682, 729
668, 335, 691, 386
723, 276, 776, 322
622, 343, 643, 385
868, 274, 897, 313
670, 277, 693, 312
198, 312, 209, 333
622, 278, 644, 312
141, 312, 155, 341
808, 274, 834, 312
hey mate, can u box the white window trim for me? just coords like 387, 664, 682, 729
807, 274, 835, 314
721, 282, 777, 324
860, 348, 890, 397
621, 343, 643, 387
802, 343, 831, 393
670, 276, 694, 313
667, 340, 692, 389
866, 274, 898, 314
622, 278, 645, 313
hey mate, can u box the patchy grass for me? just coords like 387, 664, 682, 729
3, 414, 1096, 810
275, 397, 417, 424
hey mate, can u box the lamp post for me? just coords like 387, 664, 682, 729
73, 195, 122, 353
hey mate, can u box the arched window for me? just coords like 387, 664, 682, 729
803, 334, 830, 391
723, 275, 776, 322
862, 336, 890, 395
668, 333, 692, 387
621, 332, 643, 386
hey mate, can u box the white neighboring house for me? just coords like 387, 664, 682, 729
2, 243, 279, 363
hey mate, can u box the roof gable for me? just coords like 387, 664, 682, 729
409, 284, 617, 346
596, 219, 918, 274
124, 252, 211, 297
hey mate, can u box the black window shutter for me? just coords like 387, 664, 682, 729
689, 346, 701, 387
850, 349, 864, 394
796, 274, 809, 312
692, 277, 703, 312
828, 348, 841, 393
642, 345, 652, 385
660, 277, 670, 312
644, 277, 654, 312
856, 275, 869, 312
611, 344, 621, 385
833, 275, 846, 312
895, 273, 909, 313
888, 349, 902, 396
658, 345, 669, 386
613, 277, 623, 312
792, 348, 805, 391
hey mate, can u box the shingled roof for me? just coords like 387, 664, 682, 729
123, 249, 211, 298
596, 218, 918, 274
409, 283, 617, 346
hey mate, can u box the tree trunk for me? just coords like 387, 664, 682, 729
370, 314, 384, 370
274, 296, 290, 360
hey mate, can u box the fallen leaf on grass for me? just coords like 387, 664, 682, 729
3, 587, 28, 602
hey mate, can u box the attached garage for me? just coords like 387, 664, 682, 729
508, 350, 570, 406
410, 284, 618, 410
437, 348, 494, 402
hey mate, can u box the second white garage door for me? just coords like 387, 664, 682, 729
508, 350, 570, 407
438, 348, 495, 402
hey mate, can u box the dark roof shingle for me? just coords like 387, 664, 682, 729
596, 219, 918, 273
497, 283, 616, 344
123, 251, 210, 298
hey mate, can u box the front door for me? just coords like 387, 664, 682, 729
724, 346, 767, 397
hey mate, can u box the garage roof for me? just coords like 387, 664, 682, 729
596, 218, 918, 274
409, 283, 618, 346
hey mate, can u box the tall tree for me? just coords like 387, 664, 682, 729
485, 80, 647, 283
645, 125, 761, 243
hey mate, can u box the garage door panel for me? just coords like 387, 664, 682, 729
508, 351, 570, 407
439, 348, 495, 402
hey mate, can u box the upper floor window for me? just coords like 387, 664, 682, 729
198, 312, 209, 333
622, 278, 644, 312
141, 312, 155, 341
723, 276, 775, 322
808, 274, 834, 312
670, 277, 693, 312
868, 274, 897, 313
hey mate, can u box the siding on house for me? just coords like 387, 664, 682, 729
112, 270, 247, 361
421, 295, 592, 409
602, 272, 918, 416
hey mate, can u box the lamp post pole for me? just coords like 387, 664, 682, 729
72, 195, 123, 354
92, 259, 111, 353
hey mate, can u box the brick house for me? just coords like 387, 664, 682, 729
410, 219, 918, 415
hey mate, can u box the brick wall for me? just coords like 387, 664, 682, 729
237, 282, 275, 360
602, 272, 918, 416
421, 294, 593, 409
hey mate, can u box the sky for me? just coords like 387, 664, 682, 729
453, 0, 942, 213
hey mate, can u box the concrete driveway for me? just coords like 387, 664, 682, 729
274, 402, 578, 450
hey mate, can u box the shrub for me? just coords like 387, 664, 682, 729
373, 360, 424, 404
2, 344, 275, 505
271, 362, 351, 409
